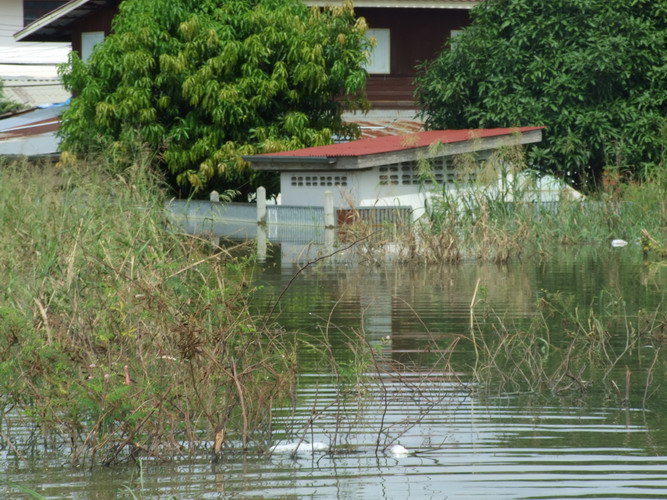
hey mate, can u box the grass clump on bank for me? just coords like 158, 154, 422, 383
0, 157, 296, 466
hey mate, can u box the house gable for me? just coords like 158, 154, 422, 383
23, 0, 69, 27
14, 0, 119, 47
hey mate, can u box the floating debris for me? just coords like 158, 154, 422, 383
387, 444, 409, 457
270, 441, 329, 455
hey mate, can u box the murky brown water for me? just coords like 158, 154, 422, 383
3, 244, 667, 499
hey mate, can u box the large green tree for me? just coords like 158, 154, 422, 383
59, 0, 369, 195
416, 0, 667, 188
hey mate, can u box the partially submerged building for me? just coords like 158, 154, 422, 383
244, 127, 566, 219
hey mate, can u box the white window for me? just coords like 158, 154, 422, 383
365, 28, 390, 74
81, 31, 105, 61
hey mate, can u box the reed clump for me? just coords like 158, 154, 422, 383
0, 157, 297, 466
468, 289, 667, 407
413, 145, 667, 262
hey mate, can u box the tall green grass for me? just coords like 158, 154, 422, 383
0, 157, 296, 465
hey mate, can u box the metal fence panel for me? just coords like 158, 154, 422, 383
168, 201, 414, 231
338, 206, 413, 226
267, 205, 325, 227
166, 200, 257, 221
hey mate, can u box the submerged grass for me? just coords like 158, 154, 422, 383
467, 288, 667, 407
0, 157, 297, 466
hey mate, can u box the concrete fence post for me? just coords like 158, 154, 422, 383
256, 225, 268, 263
324, 227, 335, 255
257, 186, 267, 224
209, 190, 220, 203
324, 191, 335, 229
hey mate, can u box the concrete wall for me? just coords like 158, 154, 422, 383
280, 171, 365, 208
277, 153, 494, 211
280, 164, 445, 208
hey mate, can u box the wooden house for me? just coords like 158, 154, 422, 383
311, 0, 479, 111
14, 0, 120, 61
14, 0, 479, 109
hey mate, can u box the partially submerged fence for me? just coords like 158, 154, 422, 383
267, 205, 325, 226
337, 206, 413, 226
166, 189, 412, 244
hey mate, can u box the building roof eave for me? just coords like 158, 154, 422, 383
14, 0, 100, 42
243, 156, 346, 172
246, 128, 544, 172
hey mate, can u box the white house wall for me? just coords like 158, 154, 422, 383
280, 164, 446, 209
0, 0, 24, 47
276, 148, 581, 218
279, 153, 479, 208
280, 171, 364, 208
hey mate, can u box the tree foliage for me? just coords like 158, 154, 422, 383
415, 0, 667, 188
59, 0, 369, 195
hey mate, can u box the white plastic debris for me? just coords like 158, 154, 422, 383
611, 239, 628, 247
270, 441, 329, 454
387, 444, 409, 457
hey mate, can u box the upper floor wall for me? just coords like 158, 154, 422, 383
0, 0, 69, 79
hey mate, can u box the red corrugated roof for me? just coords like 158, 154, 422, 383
262, 127, 544, 158
0, 117, 60, 139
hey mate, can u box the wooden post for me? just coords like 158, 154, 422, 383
257, 186, 266, 225
324, 191, 335, 229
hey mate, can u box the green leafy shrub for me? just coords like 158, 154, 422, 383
0, 81, 21, 114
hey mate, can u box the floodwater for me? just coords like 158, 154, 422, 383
3, 244, 667, 499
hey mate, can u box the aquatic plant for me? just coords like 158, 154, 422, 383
0, 157, 297, 466
467, 288, 667, 407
